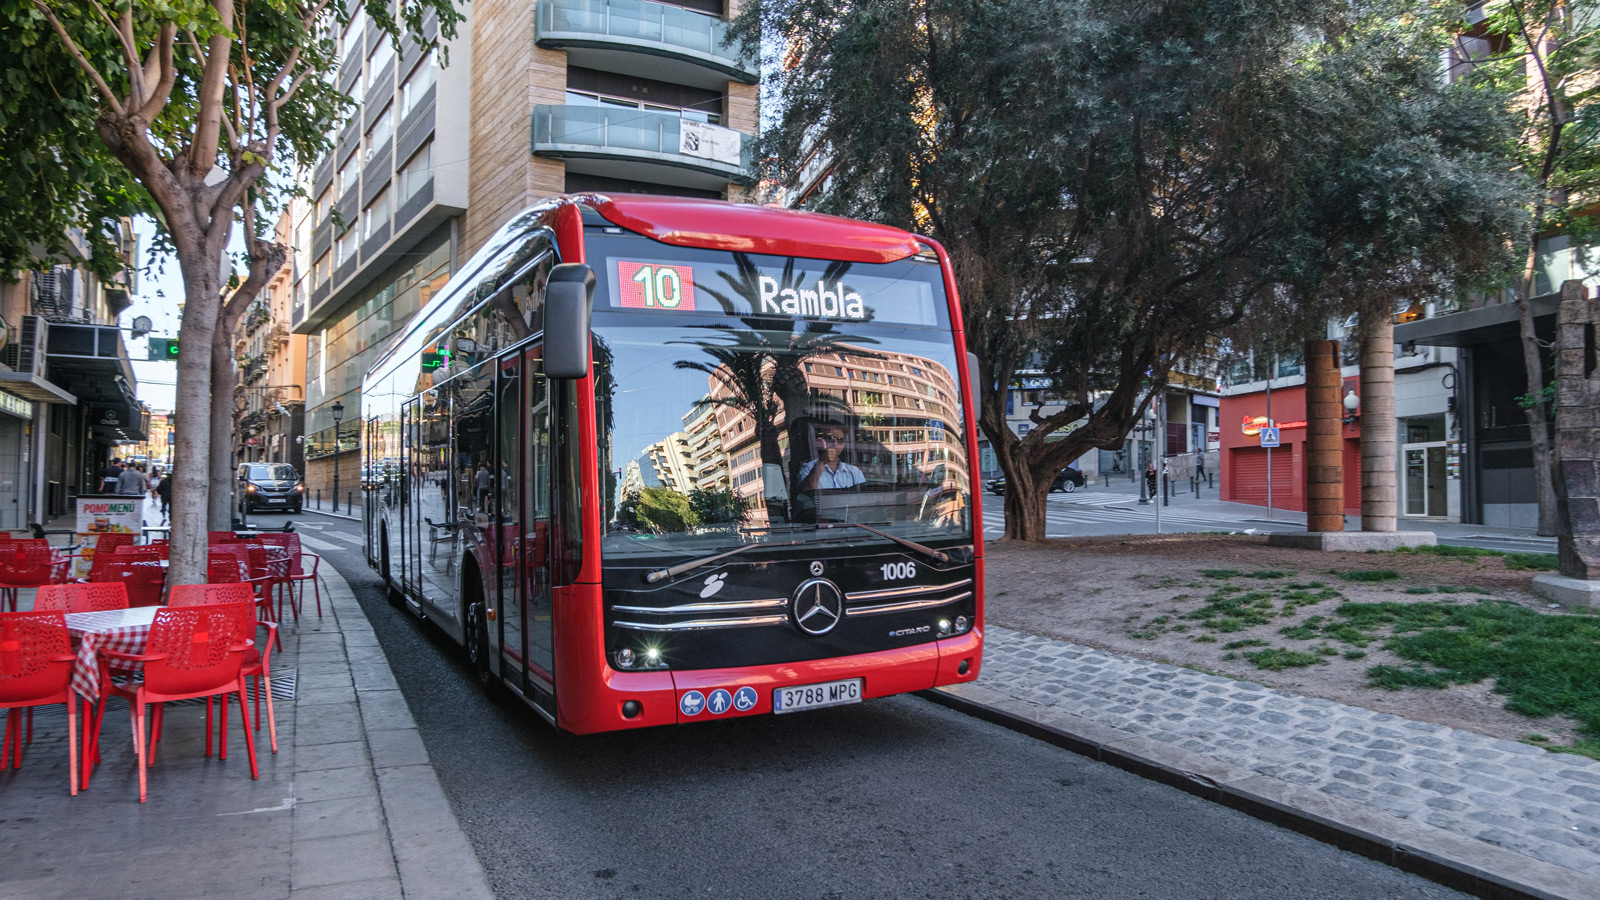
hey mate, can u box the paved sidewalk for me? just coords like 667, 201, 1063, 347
0, 560, 489, 900
932, 626, 1600, 900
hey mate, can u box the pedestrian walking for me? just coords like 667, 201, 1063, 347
155, 470, 172, 521
116, 460, 148, 495
1145, 461, 1157, 497
1195, 449, 1207, 481
101, 458, 123, 493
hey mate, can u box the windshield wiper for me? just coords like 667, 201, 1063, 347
644, 543, 758, 584
816, 522, 950, 564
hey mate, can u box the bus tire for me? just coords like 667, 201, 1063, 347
380, 528, 402, 608
465, 596, 500, 697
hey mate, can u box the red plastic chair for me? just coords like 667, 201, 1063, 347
87, 558, 165, 607
207, 531, 241, 544
260, 533, 323, 619
91, 603, 258, 802
0, 611, 79, 795
206, 556, 244, 584
170, 584, 278, 753
93, 533, 135, 556
0, 541, 66, 612
33, 582, 131, 613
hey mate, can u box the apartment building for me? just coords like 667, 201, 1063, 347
233, 208, 309, 472
0, 221, 145, 527
290, 0, 758, 498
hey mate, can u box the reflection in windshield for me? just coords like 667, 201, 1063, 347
597, 321, 971, 558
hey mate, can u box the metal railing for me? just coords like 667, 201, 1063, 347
537, 0, 756, 79
532, 104, 752, 176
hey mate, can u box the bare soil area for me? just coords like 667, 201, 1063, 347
984, 534, 1582, 746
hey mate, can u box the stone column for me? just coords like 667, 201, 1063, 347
1534, 281, 1600, 606
1305, 339, 1344, 532
1360, 311, 1397, 532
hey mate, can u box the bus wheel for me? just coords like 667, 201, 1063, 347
465, 597, 499, 696
381, 532, 402, 608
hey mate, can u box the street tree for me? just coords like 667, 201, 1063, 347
740, 0, 1527, 540
0, 17, 144, 282
6, 0, 463, 585
1460, 0, 1600, 535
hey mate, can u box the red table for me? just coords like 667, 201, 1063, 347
64, 606, 158, 702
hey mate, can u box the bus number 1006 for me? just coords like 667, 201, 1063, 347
880, 562, 917, 581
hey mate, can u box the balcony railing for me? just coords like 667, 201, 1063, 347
537, 0, 756, 82
532, 104, 751, 179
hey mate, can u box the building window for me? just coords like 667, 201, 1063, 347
363, 188, 389, 240
314, 251, 330, 288
340, 5, 366, 56
315, 187, 331, 224
336, 225, 358, 267
366, 103, 393, 154
367, 35, 395, 79
337, 152, 360, 197
398, 140, 431, 204
400, 52, 436, 117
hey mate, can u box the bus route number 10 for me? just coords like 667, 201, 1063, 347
620, 261, 697, 311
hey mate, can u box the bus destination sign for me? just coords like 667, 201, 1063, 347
607, 257, 940, 327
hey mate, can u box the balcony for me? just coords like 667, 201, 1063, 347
537, 0, 757, 88
532, 104, 751, 190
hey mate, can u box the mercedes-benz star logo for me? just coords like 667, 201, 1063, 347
791, 578, 844, 636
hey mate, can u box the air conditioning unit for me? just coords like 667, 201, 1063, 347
0, 315, 49, 376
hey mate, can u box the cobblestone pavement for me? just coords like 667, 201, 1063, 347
937, 626, 1600, 900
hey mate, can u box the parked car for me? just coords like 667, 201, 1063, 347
238, 463, 305, 513
985, 467, 1085, 496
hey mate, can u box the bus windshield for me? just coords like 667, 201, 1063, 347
590, 239, 972, 561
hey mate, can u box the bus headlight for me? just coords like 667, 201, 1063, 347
937, 619, 952, 635
955, 616, 969, 633
615, 648, 636, 669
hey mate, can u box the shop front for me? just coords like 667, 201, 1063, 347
1219, 381, 1362, 515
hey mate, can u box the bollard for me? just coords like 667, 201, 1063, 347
316, 489, 321, 509
348, 491, 354, 514
1162, 474, 1170, 506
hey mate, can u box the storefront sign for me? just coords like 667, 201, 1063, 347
0, 390, 32, 419
1240, 415, 1307, 436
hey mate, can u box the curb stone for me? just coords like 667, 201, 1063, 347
291, 560, 492, 900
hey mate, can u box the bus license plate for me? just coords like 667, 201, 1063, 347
773, 678, 862, 714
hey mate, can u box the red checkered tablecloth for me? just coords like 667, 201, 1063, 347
65, 607, 159, 702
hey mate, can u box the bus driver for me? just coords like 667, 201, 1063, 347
798, 423, 865, 491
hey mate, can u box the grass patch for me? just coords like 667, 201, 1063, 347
1397, 544, 1501, 559
1201, 569, 1244, 579
1222, 639, 1270, 650
1504, 552, 1558, 571
1343, 650, 1367, 660
1243, 648, 1327, 670
1338, 569, 1402, 583
1191, 635, 1218, 643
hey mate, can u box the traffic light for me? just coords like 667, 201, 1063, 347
147, 337, 180, 360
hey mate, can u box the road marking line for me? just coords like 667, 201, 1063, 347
296, 534, 342, 552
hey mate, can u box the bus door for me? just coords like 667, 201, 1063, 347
497, 347, 555, 697
400, 397, 418, 594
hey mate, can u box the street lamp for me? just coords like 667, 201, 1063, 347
331, 399, 344, 513
1342, 389, 1360, 426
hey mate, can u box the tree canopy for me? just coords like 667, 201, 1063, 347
739, 0, 1526, 539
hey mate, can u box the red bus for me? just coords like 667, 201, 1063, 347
361, 194, 983, 734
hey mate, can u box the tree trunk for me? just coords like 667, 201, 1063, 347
209, 337, 237, 529
1359, 312, 1397, 532
168, 260, 221, 588
1304, 340, 1344, 532
1515, 267, 1561, 535
999, 463, 1049, 541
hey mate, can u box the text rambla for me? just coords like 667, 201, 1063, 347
758, 276, 866, 319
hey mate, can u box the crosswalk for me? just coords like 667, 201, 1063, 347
978, 492, 1269, 537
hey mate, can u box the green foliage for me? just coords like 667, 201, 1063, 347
1243, 648, 1327, 671
614, 487, 698, 534
739, 0, 1524, 540
1337, 569, 1402, 582
1503, 552, 1558, 572
686, 486, 750, 527
1396, 544, 1501, 559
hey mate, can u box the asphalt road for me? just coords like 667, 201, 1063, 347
268, 510, 1470, 900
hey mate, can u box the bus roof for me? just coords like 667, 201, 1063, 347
579, 194, 927, 264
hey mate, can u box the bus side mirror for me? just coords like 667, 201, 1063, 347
545, 263, 595, 379
966, 351, 981, 418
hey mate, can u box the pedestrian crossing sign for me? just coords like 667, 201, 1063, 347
1259, 427, 1280, 448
